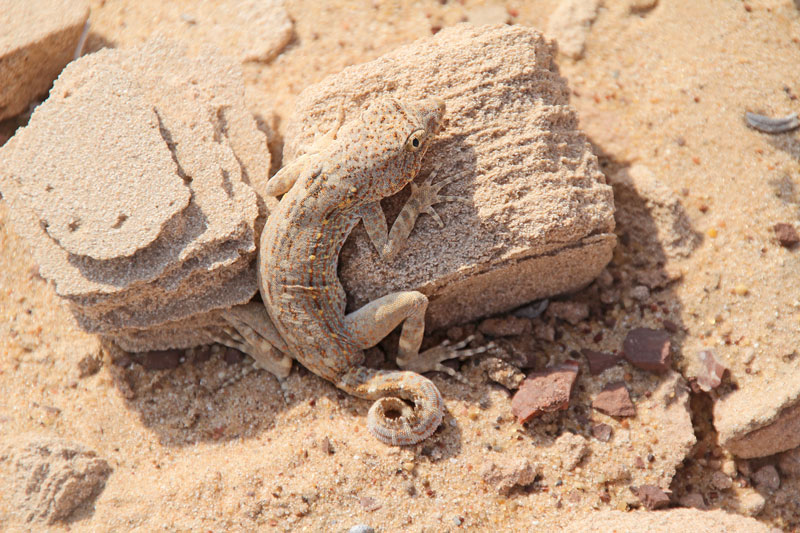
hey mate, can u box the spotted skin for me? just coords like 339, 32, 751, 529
221, 97, 482, 445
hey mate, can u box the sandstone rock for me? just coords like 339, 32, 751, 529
177, 0, 293, 63
623, 328, 672, 373
582, 348, 620, 375
632, 484, 670, 510
777, 447, 800, 477
716, 377, 800, 459
611, 164, 700, 260
478, 316, 530, 337
774, 222, 799, 247
739, 490, 766, 517
0, 436, 111, 524
511, 361, 579, 423
0, 38, 268, 351
563, 509, 774, 533
752, 464, 780, 492
0, 0, 89, 121
546, 0, 600, 60
283, 25, 615, 330
480, 457, 538, 495
592, 381, 636, 417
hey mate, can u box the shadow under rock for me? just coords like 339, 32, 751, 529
504, 140, 703, 465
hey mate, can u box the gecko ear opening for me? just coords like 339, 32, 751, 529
404, 129, 426, 152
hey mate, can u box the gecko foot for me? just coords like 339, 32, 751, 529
397, 335, 495, 385
409, 169, 471, 227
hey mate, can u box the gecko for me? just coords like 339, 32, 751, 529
215, 96, 484, 445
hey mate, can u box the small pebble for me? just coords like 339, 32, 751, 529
622, 328, 671, 373
348, 526, 375, 533
774, 222, 799, 247
592, 382, 636, 417
630, 285, 650, 301
740, 491, 766, 516
753, 464, 780, 492
710, 470, 732, 490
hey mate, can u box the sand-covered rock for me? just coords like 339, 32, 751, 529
0, 38, 269, 351
563, 509, 774, 533
0, 0, 89, 121
0, 436, 111, 525
284, 24, 616, 329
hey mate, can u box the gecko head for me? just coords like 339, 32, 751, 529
354, 96, 446, 198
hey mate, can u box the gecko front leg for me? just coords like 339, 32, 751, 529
361, 169, 470, 260
358, 171, 490, 381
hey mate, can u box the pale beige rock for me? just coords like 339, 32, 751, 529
0, 38, 269, 351
546, 0, 600, 60
563, 509, 773, 533
0, 0, 89, 121
715, 370, 800, 458
480, 457, 538, 495
284, 24, 615, 330
4, 62, 191, 260
611, 164, 700, 261
182, 0, 293, 63
0, 436, 111, 525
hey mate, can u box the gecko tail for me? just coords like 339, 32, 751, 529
338, 367, 444, 446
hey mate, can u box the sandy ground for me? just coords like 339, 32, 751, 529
2, 0, 800, 531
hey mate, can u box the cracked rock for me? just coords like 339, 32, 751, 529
0, 38, 269, 352
284, 24, 616, 330
0, 0, 90, 121
0, 436, 111, 524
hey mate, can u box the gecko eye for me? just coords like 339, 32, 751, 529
404, 129, 426, 152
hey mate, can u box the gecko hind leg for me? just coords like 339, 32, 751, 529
341, 290, 485, 445
214, 302, 293, 379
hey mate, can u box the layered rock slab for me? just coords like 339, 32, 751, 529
0, 0, 89, 121
563, 509, 774, 533
284, 24, 616, 329
0, 38, 269, 351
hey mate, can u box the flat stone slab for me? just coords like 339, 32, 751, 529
283, 24, 616, 330
6, 63, 191, 260
0, 38, 270, 351
0, 0, 89, 121
563, 509, 773, 533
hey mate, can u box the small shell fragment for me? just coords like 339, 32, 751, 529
744, 111, 799, 134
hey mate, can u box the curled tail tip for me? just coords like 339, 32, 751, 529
366, 382, 444, 446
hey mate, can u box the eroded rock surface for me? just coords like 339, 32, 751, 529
0, 436, 111, 525
284, 24, 616, 330
0, 0, 89, 121
563, 509, 774, 533
0, 38, 269, 351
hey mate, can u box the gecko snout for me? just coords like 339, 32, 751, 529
414, 98, 446, 135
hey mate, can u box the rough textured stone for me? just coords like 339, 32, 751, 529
752, 465, 780, 492
716, 382, 800, 459
0, 0, 89, 121
695, 349, 727, 392
774, 222, 799, 247
546, 0, 600, 60
633, 484, 670, 510
511, 361, 579, 423
582, 348, 620, 375
623, 328, 672, 373
0, 38, 268, 352
546, 301, 590, 325
592, 381, 636, 417
611, 164, 700, 260
777, 447, 800, 477
563, 509, 774, 533
480, 457, 538, 495
0, 436, 111, 524
283, 25, 615, 331
175, 0, 293, 63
